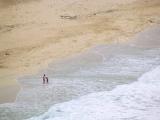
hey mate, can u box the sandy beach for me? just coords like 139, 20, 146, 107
0, 0, 160, 103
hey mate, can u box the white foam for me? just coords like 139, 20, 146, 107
28, 66, 160, 120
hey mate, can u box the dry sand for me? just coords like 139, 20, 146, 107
0, 0, 160, 103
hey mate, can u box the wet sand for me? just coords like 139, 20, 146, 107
0, 0, 160, 103
0, 84, 19, 103
0, 70, 20, 103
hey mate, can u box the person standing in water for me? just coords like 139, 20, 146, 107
46, 76, 49, 84
43, 74, 49, 84
43, 74, 46, 84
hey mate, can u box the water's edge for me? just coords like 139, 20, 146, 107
0, 25, 160, 120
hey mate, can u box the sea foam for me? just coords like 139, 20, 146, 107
28, 66, 160, 120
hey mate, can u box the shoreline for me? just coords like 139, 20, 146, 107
0, 0, 160, 103
0, 24, 155, 104
0, 25, 160, 120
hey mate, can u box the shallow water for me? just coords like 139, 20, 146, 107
0, 26, 160, 120
28, 64, 160, 120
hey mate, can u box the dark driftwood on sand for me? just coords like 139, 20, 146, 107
60, 15, 77, 20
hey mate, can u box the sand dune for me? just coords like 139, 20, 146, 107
0, 0, 160, 103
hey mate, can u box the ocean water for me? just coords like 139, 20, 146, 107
0, 26, 160, 120
28, 65, 160, 120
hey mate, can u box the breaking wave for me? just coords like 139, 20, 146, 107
28, 66, 160, 120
